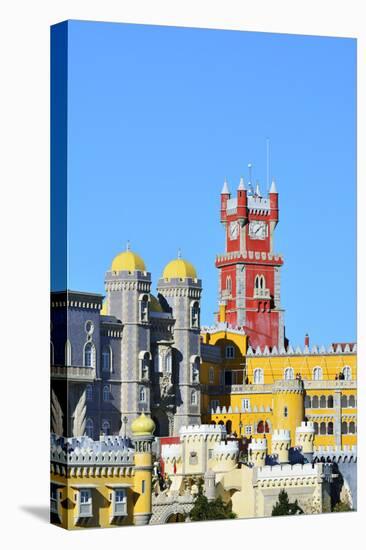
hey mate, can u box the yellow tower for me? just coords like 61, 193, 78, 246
131, 413, 155, 526
272, 379, 304, 446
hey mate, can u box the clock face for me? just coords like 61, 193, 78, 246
249, 221, 267, 240
229, 221, 239, 240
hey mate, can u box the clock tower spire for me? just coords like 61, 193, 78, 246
216, 174, 285, 350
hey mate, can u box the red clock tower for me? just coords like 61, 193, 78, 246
216, 176, 285, 350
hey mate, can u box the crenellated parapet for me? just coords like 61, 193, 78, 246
314, 445, 357, 464
249, 438, 268, 467
179, 424, 226, 442
161, 444, 182, 464
213, 440, 239, 460
271, 429, 291, 463
247, 343, 357, 356
273, 379, 304, 394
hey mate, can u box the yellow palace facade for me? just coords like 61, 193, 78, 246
200, 327, 357, 451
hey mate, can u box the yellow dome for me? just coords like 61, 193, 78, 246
163, 258, 197, 280
111, 250, 146, 272
150, 294, 163, 312
131, 413, 155, 436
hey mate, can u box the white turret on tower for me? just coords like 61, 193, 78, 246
271, 429, 291, 464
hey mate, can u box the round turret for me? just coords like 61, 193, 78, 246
271, 429, 291, 464
248, 437, 267, 468
295, 421, 315, 459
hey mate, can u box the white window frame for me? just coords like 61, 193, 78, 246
253, 368, 264, 384
83, 341, 96, 368
191, 356, 200, 383
209, 367, 215, 383
226, 345, 235, 359
65, 340, 72, 366
343, 366, 352, 381
139, 386, 147, 403
284, 367, 294, 380
313, 366, 323, 381
241, 398, 251, 412
191, 390, 197, 406
111, 488, 127, 517
78, 489, 93, 518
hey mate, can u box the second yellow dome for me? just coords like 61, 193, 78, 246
162, 258, 197, 280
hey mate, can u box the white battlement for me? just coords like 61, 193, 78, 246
257, 462, 321, 479
314, 445, 357, 454
296, 421, 315, 434
161, 444, 182, 461
213, 440, 239, 457
179, 424, 226, 440
272, 429, 291, 441
246, 343, 356, 356
249, 438, 268, 451
50, 435, 134, 466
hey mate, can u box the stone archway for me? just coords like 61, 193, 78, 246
166, 513, 186, 523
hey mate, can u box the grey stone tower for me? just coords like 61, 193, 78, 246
104, 247, 152, 432
157, 256, 202, 433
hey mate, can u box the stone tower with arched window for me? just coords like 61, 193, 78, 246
104, 248, 152, 430
157, 256, 202, 433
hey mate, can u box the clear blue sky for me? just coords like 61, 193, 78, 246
61, 20, 356, 347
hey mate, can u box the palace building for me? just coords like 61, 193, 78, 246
50, 171, 357, 525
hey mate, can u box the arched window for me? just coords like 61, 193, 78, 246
284, 406, 288, 418
226, 276, 232, 293
84, 342, 95, 368
65, 340, 72, 366
327, 395, 334, 408
341, 421, 348, 434
102, 345, 112, 372
139, 351, 151, 380
349, 421, 356, 434
284, 367, 294, 380
86, 384, 93, 401
313, 367, 323, 381
341, 395, 348, 408
139, 294, 149, 323
85, 418, 94, 439
101, 420, 111, 435
103, 385, 110, 402
191, 356, 200, 383
190, 390, 197, 406
165, 349, 172, 374
139, 386, 146, 403
320, 422, 326, 435
264, 420, 270, 433
343, 366, 352, 381
320, 395, 326, 408
257, 420, 265, 434
254, 368, 264, 384
191, 301, 200, 328
312, 395, 319, 408
313, 422, 319, 434
226, 420, 232, 434
327, 422, 334, 435
209, 367, 214, 383
348, 395, 355, 408
305, 395, 311, 408
260, 275, 265, 289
